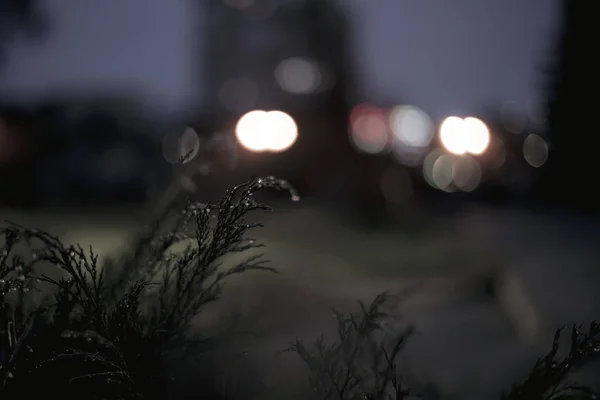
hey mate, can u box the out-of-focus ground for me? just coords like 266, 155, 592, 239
2, 202, 600, 399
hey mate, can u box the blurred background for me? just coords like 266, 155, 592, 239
1, 0, 599, 398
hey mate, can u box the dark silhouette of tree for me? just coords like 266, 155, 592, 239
544, 0, 598, 211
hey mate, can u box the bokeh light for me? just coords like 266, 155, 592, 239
235, 110, 298, 153
275, 57, 322, 94
423, 148, 483, 192
389, 105, 434, 148
423, 150, 454, 191
440, 116, 490, 156
523, 133, 549, 167
462, 117, 490, 155
349, 104, 389, 154
452, 155, 482, 192
389, 105, 433, 166
266, 110, 298, 152
440, 116, 469, 155
162, 126, 200, 164
432, 154, 455, 191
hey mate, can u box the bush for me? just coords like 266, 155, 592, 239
0, 176, 298, 400
289, 294, 600, 400
0, 175, 598, 400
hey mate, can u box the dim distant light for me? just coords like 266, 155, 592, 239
349, 104, 389, 154
523, 133, 548, 167
275, 57, 322, 94
235, 109, 298, 153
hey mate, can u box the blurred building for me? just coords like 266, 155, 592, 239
199, 0, 367, 198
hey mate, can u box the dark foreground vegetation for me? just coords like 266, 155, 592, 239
0, 177, 598, 400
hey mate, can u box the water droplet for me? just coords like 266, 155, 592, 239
2, 249, 7, 256
31, 252, 38, 260
69, 251, 75, 257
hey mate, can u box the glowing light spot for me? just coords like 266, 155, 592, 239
389, 105, 434, 148
349, 104, 389, 154
267, 110, 298, 152
452, 155, 482, 192
462, 117, 490, 155
162, 127, 200, 164
523, 134, 548, 167
440, 116, 490, 156
235, 110, 298, 153
440, 116, 469, 155
432, 154, 455, 191
275, 58, 322, 94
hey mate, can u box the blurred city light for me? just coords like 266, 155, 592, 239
462, 117, 490, 155
439, 116, 490, 156
423, 150, 448, 191
275, 57, 322, 94
452, 155, 482, 192
522, 133, 549, 168
389, 105, 433, 166
162, 127, 200, 164
235, 110, 298, 153
349, 104, 388, 154
440, 116, 469, 155
432, 154, 455, 192
422, 148, 483, 192
389, 105, 434, 148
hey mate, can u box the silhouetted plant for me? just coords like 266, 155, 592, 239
288, 292, 415, 400
0, 175, 298, 400
292, 292, 600, 400
502, 322, 600, 400
1, 171, 599, 399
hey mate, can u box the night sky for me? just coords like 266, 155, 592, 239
0, 0, 560, 122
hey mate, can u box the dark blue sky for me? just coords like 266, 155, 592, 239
0, 0, 560, 122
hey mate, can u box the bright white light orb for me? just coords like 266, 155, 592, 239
440, 116, 469, 155
266, 110, 298, 152
440, 116, 491, 156
235, 110, 298, 153
463, 117, 490, 155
